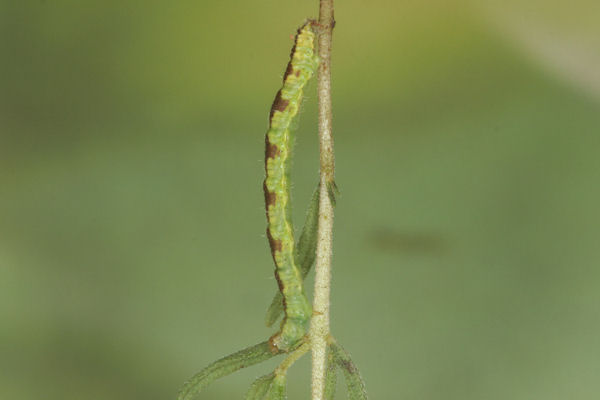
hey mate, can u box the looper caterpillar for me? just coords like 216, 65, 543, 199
264, 20, 319, 353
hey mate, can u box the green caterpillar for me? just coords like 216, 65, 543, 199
264, 20, 319, 353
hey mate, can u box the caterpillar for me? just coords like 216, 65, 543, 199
264, 20, 319, 353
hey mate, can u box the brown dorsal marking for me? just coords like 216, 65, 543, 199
264, 139, 280, 160
269, 90, 289, 120
284, 62, 294, 81
263, 181, 277, 209
266, 229, 283, 262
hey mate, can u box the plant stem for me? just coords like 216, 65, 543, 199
275, 342, 311, 376
310, 1, 335, 399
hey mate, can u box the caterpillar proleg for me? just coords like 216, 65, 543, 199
264, 20, 319, 353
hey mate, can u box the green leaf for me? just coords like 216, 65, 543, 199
265, 185, 320, 327
245, 373, 275, 400
295, 185, 321, 277
324, 345, 338, 400
326, 180, 340, 207
330, 342, 368, 400
264, 292, 285, 328
178, 341, 279, 400
266, 373, 287, 400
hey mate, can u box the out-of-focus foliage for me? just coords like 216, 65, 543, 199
1, 1, 599, 399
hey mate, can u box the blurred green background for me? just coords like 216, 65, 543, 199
2, 1, 599, 399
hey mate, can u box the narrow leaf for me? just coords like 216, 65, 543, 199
324, 345, 338, 400
265, 185, 320, 327
326, 180, 340, 207
178, 341, 279, 400
330, 342, 368, 400
266, 373, 287, 400
245, 373, 275, 400
295, 185, 321, 277
264, 292, 285, 328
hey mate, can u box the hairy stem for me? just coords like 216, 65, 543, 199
310, 1, 335, 399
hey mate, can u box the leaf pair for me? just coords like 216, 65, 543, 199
177, 338, 368, 400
